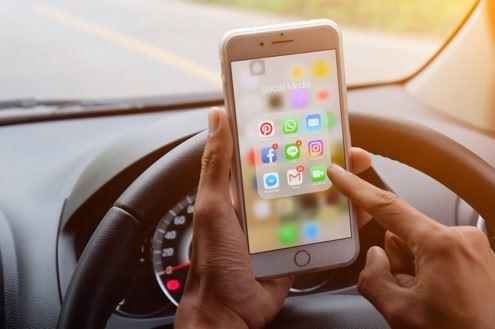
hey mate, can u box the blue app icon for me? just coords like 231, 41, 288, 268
263, 172, 279, 190
261, 147, 277, 164
305, 114, 321, 131
303, 222, 320, 240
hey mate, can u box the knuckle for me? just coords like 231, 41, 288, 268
425, 227, 486, 260
194, 198, 227, 222
462, 227, 489, 246
371, 190, 400, 214
201, 141, 221, 171
192, 205, 209, 224
428, 230, 458, 254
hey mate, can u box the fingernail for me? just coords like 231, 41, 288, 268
208, 108, 220, 133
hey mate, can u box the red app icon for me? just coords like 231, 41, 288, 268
258, 120, 274, 137
317, 89, 330, 101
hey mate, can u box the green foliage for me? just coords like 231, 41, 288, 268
193, 0, 476, 35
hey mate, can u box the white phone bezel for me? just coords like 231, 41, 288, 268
220, 19, 359, 278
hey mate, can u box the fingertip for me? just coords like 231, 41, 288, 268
200, 108, 233, 191
351, 147, 372, 174
352, 147, 371, 159
208, 107, 221, 133
206, 108, 231, 142
327, 163, 353, 192
366, 246, 384, 265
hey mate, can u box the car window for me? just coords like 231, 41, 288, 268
1, 0, 477, 101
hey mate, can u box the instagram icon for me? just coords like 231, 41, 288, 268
308, 139, 324, 156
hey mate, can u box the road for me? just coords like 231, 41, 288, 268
0, 0, 438, 100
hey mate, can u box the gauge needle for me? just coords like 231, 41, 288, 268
160, 261, 191, 275
172, 262, 191, 271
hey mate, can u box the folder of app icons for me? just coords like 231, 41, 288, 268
250, 109, 332, 199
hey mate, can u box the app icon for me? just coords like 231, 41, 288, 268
263, 172, 279, 190
291, 65, 304, 79
261, 147, 277, 164
276, 198, 296, 218
290, 89, 309, 108
253, 200, 270, 220
258, 120, 274, 137
279, 223, 298, 245
312, 59, 329, 78
286, 168, 303, 186
247, 148, 255, 166
303, 222, 320, 240
282, 117, 298, 134
284, 143, 300, 160
305, 114, 321, 131
268, 93, 283, 109
326, 111, 336, 129
310, 165, 326, 183
308, 140, 324, 156
249, 59, 265, 76
316, 89, 330, 101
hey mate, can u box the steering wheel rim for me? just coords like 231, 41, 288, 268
57, 112, 495, 329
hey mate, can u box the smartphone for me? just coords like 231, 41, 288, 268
220, 19, 358, 278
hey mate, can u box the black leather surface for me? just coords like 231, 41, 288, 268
114, 130, 206, 224
268, 294, 389, 329
57, 207, 144, 329
349, 113, 495, 245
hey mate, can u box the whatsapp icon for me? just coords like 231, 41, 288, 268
282, 117, 298, 134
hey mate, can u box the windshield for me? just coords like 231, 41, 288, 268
2, 0, 476, 101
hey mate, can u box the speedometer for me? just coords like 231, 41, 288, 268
151, 194, 195, 306
152, 193, 334, 306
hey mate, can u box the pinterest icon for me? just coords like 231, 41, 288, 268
258, 120, 274, 137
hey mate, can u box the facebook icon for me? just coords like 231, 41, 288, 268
261, 147, 277, 164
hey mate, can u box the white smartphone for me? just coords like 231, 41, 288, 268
220, 19, 359, 278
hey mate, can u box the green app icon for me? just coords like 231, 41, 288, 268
284, 143, 300, 160
310, 165, 327, 183
282, 117, 298, 134
279, 223, 298, 245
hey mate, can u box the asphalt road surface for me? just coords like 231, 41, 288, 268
1, 0, 437, 100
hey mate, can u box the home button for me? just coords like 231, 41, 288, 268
294, 250, 310, 267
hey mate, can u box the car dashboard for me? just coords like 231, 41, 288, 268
0, 85, 493, 328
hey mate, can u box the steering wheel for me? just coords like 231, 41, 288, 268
57, 112, 495, 329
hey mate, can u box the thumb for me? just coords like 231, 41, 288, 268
198, 108, 233, 194
358, 246, 409, 324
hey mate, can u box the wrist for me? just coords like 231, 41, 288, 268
175, 295, 249, 329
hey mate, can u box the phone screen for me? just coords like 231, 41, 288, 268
231, 49, 351, 254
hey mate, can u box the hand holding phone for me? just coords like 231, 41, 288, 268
220, 19, 359, 278
175, 109, 371, 329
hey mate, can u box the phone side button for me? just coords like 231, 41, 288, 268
294, 250, 310, 267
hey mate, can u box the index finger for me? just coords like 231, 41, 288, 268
327, 164, 443, 251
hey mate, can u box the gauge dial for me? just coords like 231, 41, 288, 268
152, 193, 333, 306
152, 194, 195, 306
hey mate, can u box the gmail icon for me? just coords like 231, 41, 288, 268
286, 168, 303, 186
